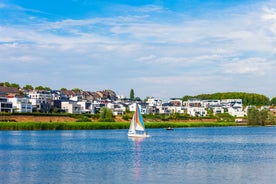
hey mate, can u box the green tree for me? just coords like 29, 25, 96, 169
72, 88, 81, 92
134, 97, 141, 101
259, 109, 268, 126
216, 113, 235, 122
0, 82, 20, 88
61, 88, 67, 91
266, 111, 276, 125
130, 89, 134, 100
182, 95, 193, 101
23, 84, 33, 90
247, 108, 260, 125
10, 83, 20, 89
4, 82, 11, 87
35, 86, 45, 91
44, 87, 51, 91
99, 107, 115, 122
206, 108, 214, 117
271, 97, 276, 105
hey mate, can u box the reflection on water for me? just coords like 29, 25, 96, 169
1, 127, 276, 184
129, 137, 144, 182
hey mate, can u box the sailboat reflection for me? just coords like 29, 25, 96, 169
129, 137, 145, 182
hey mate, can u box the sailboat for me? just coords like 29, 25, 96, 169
128, 104, 150, 138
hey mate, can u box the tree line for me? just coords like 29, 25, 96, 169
247, 108, 276, 125
0, 82, 75, 91
182, 92, 276, 106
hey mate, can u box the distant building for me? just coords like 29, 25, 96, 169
0, 97, 13, 112
28, 90, 51, 112
61, 101, 81, 114
8, 97, 32, 113
228, 103, 246, 117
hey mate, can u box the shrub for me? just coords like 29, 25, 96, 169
99, 107, 115, 122
122, 114, 131, 121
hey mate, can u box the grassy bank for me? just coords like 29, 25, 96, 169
0, 121, 238, 130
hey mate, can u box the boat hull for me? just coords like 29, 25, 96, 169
128, 133, 150, 138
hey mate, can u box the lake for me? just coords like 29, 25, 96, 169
1, 127, 276, 184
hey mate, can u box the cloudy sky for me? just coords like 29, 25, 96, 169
1, 0, 276, 100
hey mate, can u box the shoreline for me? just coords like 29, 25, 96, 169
0, 121, 240, 130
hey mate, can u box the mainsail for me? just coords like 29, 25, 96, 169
128, 115, 136, 134
134, 105, 145, 131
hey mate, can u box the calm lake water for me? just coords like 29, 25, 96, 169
1, 127, 276, 184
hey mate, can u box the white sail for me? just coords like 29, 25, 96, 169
128, 115, 136, 134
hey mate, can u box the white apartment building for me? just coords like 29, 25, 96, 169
61, 101, 81, 114
168, 98, 182, 106
129, 103, 149, 114
221, 99, 242, 108
183, 99, 203, 108
146, 97, 162, 107
228, 103, 246, 117
28, 90, 51, 110
186, 107, 207, 117
0, 97, 13, 112
202, 100, 221, 108
8, 97, 32, 113
212, 106, 224, 115
106, 102, 125, 115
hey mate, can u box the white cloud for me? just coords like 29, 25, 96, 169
262, 7, 276, 20
222, 58, 273, 75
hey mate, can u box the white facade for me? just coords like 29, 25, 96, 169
77, 101, 91, 113
109, 103, 125, 115
28, 91, 51, 108
202, 100, 221, 108
129, 103, 136, 112
212, 106, 224, 115
70, 96, 82, 102
28, 91, 51, 101
221, 99, 242, 108
146, 97, 162, 107
129, 103, 149, 114
186, 107, 207, 117
61, 101, 81, 114
183, 99, 203, 108
8, 97, 32, 113
168, 106, 185, 114
228, 103, 246, 117
158, 105, 185, 114
168, 98, 182, 106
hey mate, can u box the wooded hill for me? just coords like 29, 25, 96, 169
182, 92, 272, 106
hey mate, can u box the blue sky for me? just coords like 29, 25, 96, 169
1, 0, 276, 100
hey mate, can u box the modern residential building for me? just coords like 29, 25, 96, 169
28, 90, 52, 112
8, 97, 32, 113
61, 101, 81, 114
228, 103, 246, 117
186, 107, 207, 117
0, 97, 13, 112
